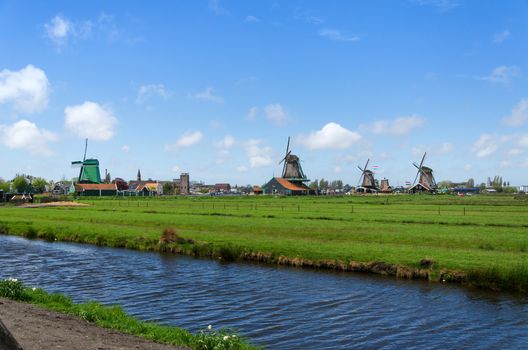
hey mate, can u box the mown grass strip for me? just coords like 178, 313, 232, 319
0, 278, 258, 350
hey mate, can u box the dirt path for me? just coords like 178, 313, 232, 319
20, 201, 89, 208
0, 298, 189, 350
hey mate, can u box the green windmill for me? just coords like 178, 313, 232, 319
71, 139, 101, 184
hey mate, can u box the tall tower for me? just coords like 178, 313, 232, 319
180, 173, 189, 195
137, 169, 142, 182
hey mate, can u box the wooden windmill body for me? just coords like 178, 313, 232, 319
409, 152, 437, 193
356, 159, 379, 193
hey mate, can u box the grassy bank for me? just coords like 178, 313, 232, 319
0, 278, 257, 350
1, 194, 527, 292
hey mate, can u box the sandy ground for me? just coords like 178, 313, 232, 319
20, 202, 89, 208
0, 298, 188, 350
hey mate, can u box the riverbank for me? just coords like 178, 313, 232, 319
0, 279, 256, 350
1, 195, 527, 293
0, 297, 186, 350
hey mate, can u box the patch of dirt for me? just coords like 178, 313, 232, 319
19, 202, 89, 208
0, 298, 188, 350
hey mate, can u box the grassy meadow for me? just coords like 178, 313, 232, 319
1, 194, 527, 292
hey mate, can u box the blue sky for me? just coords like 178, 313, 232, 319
1, 0, 527, 186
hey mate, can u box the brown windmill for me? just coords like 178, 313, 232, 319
279, 136, 308, 181
356, 159, 379, 193
409, 152, 437, 193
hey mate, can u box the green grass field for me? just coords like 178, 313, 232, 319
1, 194, 527, 292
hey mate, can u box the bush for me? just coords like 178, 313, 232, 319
192, 325, 248, 350
160, 227, 178, 244
0, 278, 28, 301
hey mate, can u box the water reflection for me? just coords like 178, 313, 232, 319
1, 235, 527, 349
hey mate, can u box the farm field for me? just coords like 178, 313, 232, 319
1, 194, 527, 292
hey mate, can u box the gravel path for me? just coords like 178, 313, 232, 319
0, 298, 189, 350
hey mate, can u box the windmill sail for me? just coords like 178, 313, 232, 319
71, 139, 102, 184
357, 159, 379, 192
279, 137, 307, 180
410, 152, 437, 193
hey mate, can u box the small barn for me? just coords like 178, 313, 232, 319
262, 177, 312, 195
72, 183, 118, 196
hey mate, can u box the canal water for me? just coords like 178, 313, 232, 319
1, 235, 527, 349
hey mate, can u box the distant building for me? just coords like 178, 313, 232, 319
213, 183, 231, 193
180, 173, 190, 195
127, 181, 163, 196
452, 187, 480, 195
71, 183, 117, 196
518, 185, 528, 193
262, 177, 312, 195
252, 186, 263, 195
52, 181, 71, 195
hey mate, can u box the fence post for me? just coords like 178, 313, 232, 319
463, 207, 466, 216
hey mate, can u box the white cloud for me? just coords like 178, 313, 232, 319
0, 65, 50, 113
519, 134, 528, 147
264, 104, 288, 125
136, 84, 168, 104
166, 131, 203, 150
368, 115, 425, 136
172, 165, 180, 173
215, 135, 236, 149
294, 9, 324, 24
44, 15, 92, 49
464, 164, 472, 171
506, 148, 523, 157
121, 145, 129, 153
472, 134, 499, 158
480, 66, 520, 84
244, 139, 273, 168
438, 142, 453, 154
246, 106, 257, 121
319, 28, 359, 42
193, 87, 224, 104
244, 15, 260, 23
0, 120, 57, 156
45, 15, 72, 41
64, 101, 118, 141
334, 166, 342, 173
298, 122, 361, 150
413, 142, 453, 156
209, 0, 229, 15
493, 30, 511, 44
503, 98, 528, 127
411, 0, 459, 12
236, 165, 248, 172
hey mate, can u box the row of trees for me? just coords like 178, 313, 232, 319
308, 179, 350, 191
437, 176, 517, 193
0, 175, 51, 194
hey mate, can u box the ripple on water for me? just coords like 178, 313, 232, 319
1, 235, 527, 350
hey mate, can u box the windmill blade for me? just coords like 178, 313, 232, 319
418, 152, 426, 169
285, 136, 290, 155
83, 138, 88, 161
278, 150, 292, 164
357, 165, 365, 172
413, 169, 420, 185
413, 162, 420, 169
363, 158, 370, 173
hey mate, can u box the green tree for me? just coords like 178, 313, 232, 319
12, 175, 28, 193
309, 179, 319, 189
466, 178, 474, 188
162, 182, 174, 195
32, 177, 48, 193
0, 178, 10, 192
